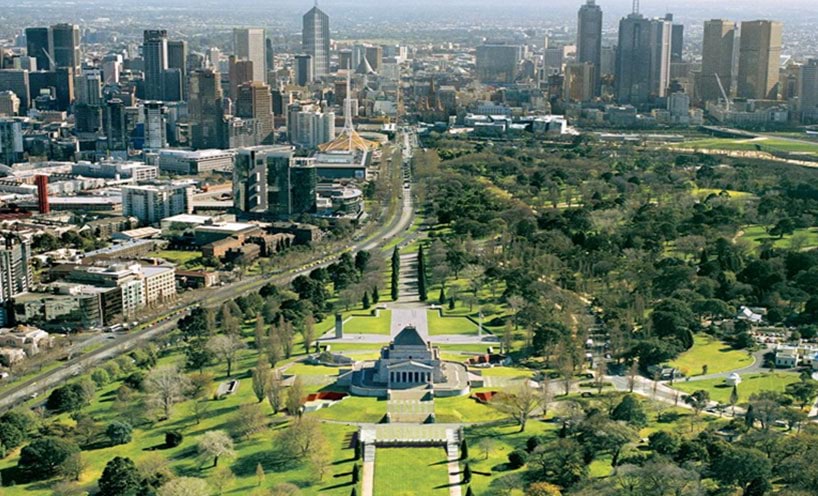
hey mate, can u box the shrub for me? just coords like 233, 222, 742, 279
526, 435, 547, 453
165, 431, 183, 448
106, 421, 133, 446
91, 369, 111, 387
508, 449, 528, 469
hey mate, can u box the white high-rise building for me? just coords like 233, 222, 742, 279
0, 236, 33, 325
288, 104, 335, 148
233, 28, 266, 83
122, 182, 194, 225
142, 101, 167, 151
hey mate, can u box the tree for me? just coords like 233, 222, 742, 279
610, 395, 648, 427
18, 437, 80, 479
647, 431, 680, 456
526, 482, 562, 496
207, 334, 247, 377
256, 463, 266, 486
266, 369, 285, 414
270, 483, 303, 496
46, 383, 92, 413
98, 456, 141, 496
463, 463, 472, 483
231, 403, 267, 440
478, 437, 495, 460
418, 245, 428, 301
106, 421, 133, 446
252, 360, 271, 403
279, 416, 323, 457
286, 376, 305, 416
302, 314, 316, 352
710, 445, 771, 496
786, 378, 818, 409
197, 430, 235, 468
684, 390, 710, 416
145, 365, 191, 420
158, 477, 212, 496
211, 466, 235, 495
309, 433, 331, 481
730, 385, 740, 416
530, 438, 587, 488
491, 384, 539, 432
576, 415, 638, 467
57, 452, 86, 482
0, 421, 24, 450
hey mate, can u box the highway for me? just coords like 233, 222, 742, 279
0, 129, 417, 412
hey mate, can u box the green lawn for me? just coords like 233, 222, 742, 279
373, 447, 452, 496
149, 250, 204, 268
428, 311, 480, 336
346, 311, 392, 335
674, 372, 801, 405
434, 395, 507, 423
669, 334, 754, 377
310, 395, 387, 423
285, 363, 341, 376
477, 367, 534, 379
739, 224, 818, 251
679, 137, 818, 156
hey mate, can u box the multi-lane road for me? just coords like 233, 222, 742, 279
0, 130, 417, 412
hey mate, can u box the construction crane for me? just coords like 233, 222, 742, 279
714, 73, 732, 112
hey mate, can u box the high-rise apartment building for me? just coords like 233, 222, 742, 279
0, 236, 33, 325
737, 20, 783, 100
122, 182, 194, 225
233, 28, 266, 83
142, 101, 167, 151
577, 0, 603, 96
287, 103, 335, 148
229, 56, 255, 101
700, 19, 737, 102
303, 5, 330, 79
564, 62, 596, 102
143, 30, 168, 101
0, 119, 24, 165
50, 23, 81, 71
0, 91, 20, 117
167, 40, 188, 99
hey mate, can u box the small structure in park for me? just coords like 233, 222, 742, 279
724, 372, 742, 387
340, 326, 470, 398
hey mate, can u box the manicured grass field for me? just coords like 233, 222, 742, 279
669, 334, 754, 377
149, 250, 203, 268
674, 372, 801, 405
739, 224, 818, 251
679, 137, 818, 156
477, 367, 534, 379
434, 395, 507, 423
310, 395, 387, 423
285, 363, 341, 376
373, 447, 452, 495
428, 311, 480, 335
346, 311, 392, 335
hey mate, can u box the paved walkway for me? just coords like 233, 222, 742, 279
391, 308, 429, 337
361, 460, 374, 496
447, 459, 462, 496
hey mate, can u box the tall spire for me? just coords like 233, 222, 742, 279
632, 0, 640, 14
345, 70, 353, 150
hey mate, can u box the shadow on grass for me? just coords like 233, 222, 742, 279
230, 447, 301, 476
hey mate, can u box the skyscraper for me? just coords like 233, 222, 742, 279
799, 59, 818, 113
189, 68, 225, 149
737, 20, 783, 100
229, 56, 255, 102
167, 40, 188, 99
0, 236, 33, 325
295, 54, 314, 86
476, 44, 522, 84
25, 27, 51, 71
143, 30, 168, 101
577, 0, 603, 96
236, 81, 274, 145
142, 101, 167, 150
615, 13, 672, 106
0, 70, 31, 113
700, 19, 737, 102
49, 23, 81, 71
233, 28, 266, 83
303, 5, 330, 79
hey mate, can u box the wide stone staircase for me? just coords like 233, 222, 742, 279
386, 388, 435, 423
